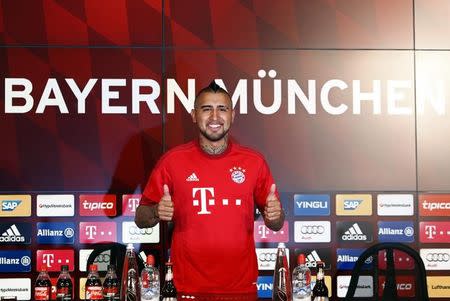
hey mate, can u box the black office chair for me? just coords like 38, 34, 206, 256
344, 242, 429, 301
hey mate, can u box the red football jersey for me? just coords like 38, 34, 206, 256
141, 140, 276, 294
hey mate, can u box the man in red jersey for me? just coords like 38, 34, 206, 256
135, 81, 285, 300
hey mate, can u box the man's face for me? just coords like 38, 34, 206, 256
191, 92, 235, 143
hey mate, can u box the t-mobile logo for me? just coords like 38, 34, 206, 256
192, 187, 242, 215
85, 226, 97, 240
425, 225, 436, 239
127, 198, 140, 212
192, 187, 215, 215
42, 254, 54, 268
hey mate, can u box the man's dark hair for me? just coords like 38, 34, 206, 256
194, 80, 231, 108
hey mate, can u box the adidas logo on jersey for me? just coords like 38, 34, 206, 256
186, 173, 199, 182
0, 224, 25, 243
342, 223, 367, 241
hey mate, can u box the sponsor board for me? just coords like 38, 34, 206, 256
419, 194, 450, 216
293, 194, 330, 216
36, 194, 74, 216
37, 222, 75, 244
377, 194, 414, 216
420, 249, 450, 270
256, 276, 273, 298
256, 248, 290, 270
254, 221, 288, 243
377, 221, 415, 243
0, 278, 31, 300
0, 195, 31, 217
420, 221, 450, 243
337, 222, 373, 243
0, 250, 32, 272
379, 276, 415, 297
122, 222, 159, 243
122, 194, 141, 216
36, 249, 74, 272
337, 275, 373, 298
294, 248, 332, 270
79, 194, 116, 216
294, 221, 331, 243
0, 222, 32, 244
79, 222, 117, 244
79, 249, 110, 272
427, 276, 450, 298
336, 194, 372, 216
378, 249, 414, 270
336, 249, 373, 270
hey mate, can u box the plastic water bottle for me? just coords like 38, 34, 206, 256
292, 253, 312, 301
121, 243, 140, 301
272, 242, 292, 301
140, 254, 160, 301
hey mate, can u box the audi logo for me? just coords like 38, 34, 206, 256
258, 253, 277, 262
129, 226, 153, 235
426, 253, 450, 262
301, 226, 325, 234
94, 253, 111, 263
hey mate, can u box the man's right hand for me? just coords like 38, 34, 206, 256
157, 184, 174, 221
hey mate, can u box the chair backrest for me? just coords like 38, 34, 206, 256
344, 242, 429, 301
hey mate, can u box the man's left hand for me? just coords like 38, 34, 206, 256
264, 183, 282, 222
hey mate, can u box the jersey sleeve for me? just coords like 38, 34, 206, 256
140, 156, 172, 206
253, 157, 280, 212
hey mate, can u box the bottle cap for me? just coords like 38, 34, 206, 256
61, 265, 69, 271
298, 253, 306, 265
107, 264, 115, 271
126, 243, 134, 250
277, 242, 286, 249
146, 254, 155, 266
89, 264, 98, 271
40, 265, 47, 272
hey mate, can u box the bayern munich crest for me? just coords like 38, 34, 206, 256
230, 166, 246, 184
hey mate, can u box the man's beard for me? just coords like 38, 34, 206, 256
199, 127, 230, 142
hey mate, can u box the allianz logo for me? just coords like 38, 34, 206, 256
378, 227, 414, 237
337, 254, 373, 264
296, 201, 327, 209
0, 224, 25, 243
37, 227, 74, 238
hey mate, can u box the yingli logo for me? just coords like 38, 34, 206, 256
79, 194, 116, 216
419, 194, 450, 216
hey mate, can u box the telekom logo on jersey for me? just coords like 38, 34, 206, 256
192, 187, 242, 215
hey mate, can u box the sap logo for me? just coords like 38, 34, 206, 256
1, 200, 21, 211
344, 200, 362, 210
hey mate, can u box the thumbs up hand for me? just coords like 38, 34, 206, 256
157, 184, 174, 221
264, 184, 282, 222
